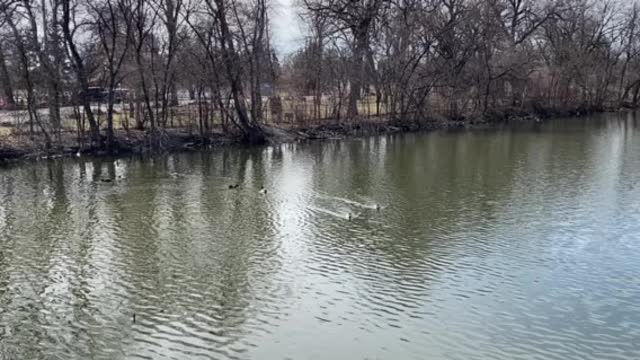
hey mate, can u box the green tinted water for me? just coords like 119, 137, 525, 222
1, 113, 639, 359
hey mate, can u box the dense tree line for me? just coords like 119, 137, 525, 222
0, 0, 273, 150
0, 0, 639, 152
290, 0, 640, 121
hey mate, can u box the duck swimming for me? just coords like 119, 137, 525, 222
259, 186, 267, 194
228, 184, 239, 189
346, 213, 352, 221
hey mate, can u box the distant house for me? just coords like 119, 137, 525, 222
86, 87, 105, 102
261, 83, 274, 97
85, 87, 129, 103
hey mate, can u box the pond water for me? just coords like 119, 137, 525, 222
1, 113, 640, 359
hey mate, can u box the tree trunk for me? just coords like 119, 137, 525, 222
347, 26, 368, 121
214, 0, 264, 143
61, 0, 100, 143
106, 78, 117, 153
135, 49, 156, 135
5, 16, 49, 144
0, 42, 15, 106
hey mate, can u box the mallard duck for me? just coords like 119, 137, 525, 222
228, 184, 239, 189
259, 186, 267, 194
346, 213, 352, 221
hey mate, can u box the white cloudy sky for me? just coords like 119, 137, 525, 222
271, 0, 305, 55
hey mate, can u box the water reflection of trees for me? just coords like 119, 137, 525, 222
92, 150, 284, 357
0, 151, 285, 358
0, 115, 638, 357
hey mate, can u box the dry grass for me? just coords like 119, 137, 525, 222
2, 96, 395, 134
0, 127, 12, 136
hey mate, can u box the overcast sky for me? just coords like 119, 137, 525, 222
271, 0, 305, 55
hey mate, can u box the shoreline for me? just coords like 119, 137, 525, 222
0, 108, 626, 165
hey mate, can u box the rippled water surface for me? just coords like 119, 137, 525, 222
1, 114, 640, 359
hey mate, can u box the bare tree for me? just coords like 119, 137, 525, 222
129, 0, 158, 138
1, 0, 51, 146
151, 0, 185, 128
185, 0, 268, 142
89, 0, 133, 151
303, 0, 385, 120
61, 0, 102, 143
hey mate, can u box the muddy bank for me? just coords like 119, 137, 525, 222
0, 109, 619, 164
292, 118, 464, 140
0, 118, 466, 164
0, 129, 235, 163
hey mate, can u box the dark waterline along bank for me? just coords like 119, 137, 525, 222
0, 108, 633, 165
